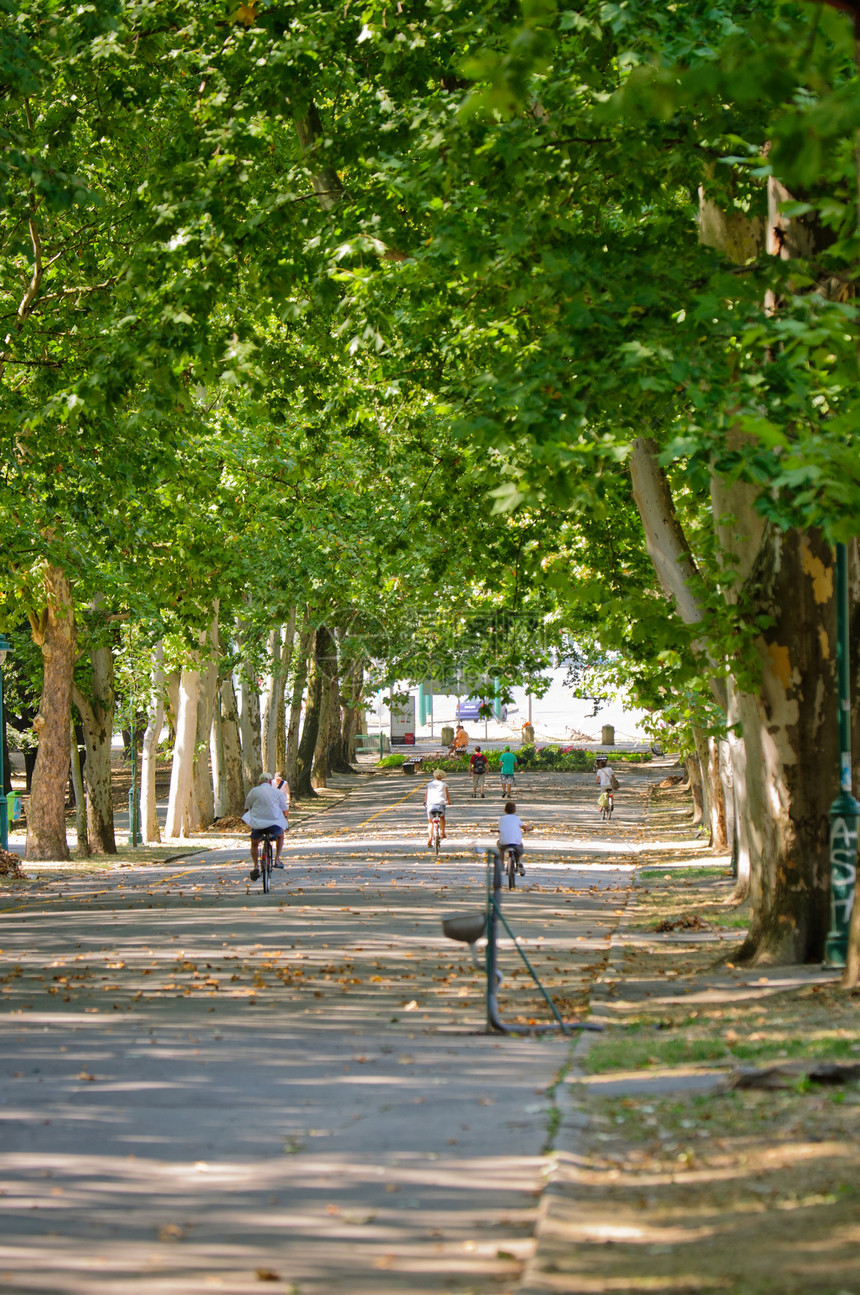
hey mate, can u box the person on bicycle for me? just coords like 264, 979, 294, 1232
497, 801, 528, 876
469, 746, 488, 798
272, 771, 290, 804
243, 773, 289, 878
499, 745, 517, 798
595, 756, 616, 816
425, 768, 451, 847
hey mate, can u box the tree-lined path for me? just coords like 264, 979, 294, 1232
0, 764, 689, 1294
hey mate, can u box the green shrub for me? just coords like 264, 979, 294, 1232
377, 747, 650, 772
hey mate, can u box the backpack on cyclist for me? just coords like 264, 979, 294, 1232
473, 754, 487, 775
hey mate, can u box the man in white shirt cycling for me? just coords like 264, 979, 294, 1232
425, 768, 451, 848
243, 773, 290, 878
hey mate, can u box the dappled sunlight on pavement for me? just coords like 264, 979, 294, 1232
0, 761, 675, 1292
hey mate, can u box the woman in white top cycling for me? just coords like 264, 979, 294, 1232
425, 768, 451, 848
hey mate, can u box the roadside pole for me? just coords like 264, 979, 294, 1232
825, 543, 859, 967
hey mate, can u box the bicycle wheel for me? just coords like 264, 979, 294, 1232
261, 838, 272, 893
506, 848, 516, 890
434, 818, 441, 855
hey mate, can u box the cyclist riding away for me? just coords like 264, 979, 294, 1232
499, 745, 517, 798
425, 768, 451, 848
243, 772, 289, 879
470, 746, 488, 798
497, 801, 529, 876
272, 772, 291, 822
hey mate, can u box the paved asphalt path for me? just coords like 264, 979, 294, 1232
0, 765, 667, 1294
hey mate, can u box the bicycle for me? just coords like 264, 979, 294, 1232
429, 809, 444, 856
258, 828, 279, 892
504, 844, 521, 889
598, 790, 614, 821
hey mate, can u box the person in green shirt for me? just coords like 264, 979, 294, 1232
499, 746, 517, 799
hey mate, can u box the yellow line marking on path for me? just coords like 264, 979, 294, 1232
357, 785, 424, 828
145, 861, 228, 886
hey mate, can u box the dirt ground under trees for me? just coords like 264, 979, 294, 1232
526, 783, 860, 1295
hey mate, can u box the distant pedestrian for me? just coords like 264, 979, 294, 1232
499, 746, 517, 798
469, 746, 488, 798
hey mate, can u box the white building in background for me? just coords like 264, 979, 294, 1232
371, 670, 649, 748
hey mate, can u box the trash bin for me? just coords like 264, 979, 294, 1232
601, 725, 615, 746
6, 794, 19, 832
441, 725, 454, 746
521, 724, 535, 745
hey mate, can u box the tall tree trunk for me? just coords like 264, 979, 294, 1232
341, 658, 364, 764
311, 644, 334, 790
189, 614, 218, 831
295, 630, 325, 799
239, 671, 263, 790
630, 438, 728, 712
328, 674, 349, 773
845, 897, 860, 988
684, 752, 704, 827
311, 683, 331, 789
276, 609, 297, 773
733, 529, 838, 964
313, 626, 342, 787
165, 670, 180, 747
325, 635, 354, 774
141, 642, 165, 844
285, 618, 314, 795
690, 730, 710, 830
709, 737, 728, 850
26, 566, 75, 861
69, 716, 90, 857
701, 175, 838, 961
725, 687, 752, 899
71, 641, 117, 854
260, 626, 282, 776
211, 697, 226, 818
164, 656, 200, 839
190, 661, 217, 831
219, 674, 245, 815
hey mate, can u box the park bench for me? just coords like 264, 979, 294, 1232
354, 733, 387, 757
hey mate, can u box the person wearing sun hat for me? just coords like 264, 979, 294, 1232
425, 767, 451, 847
